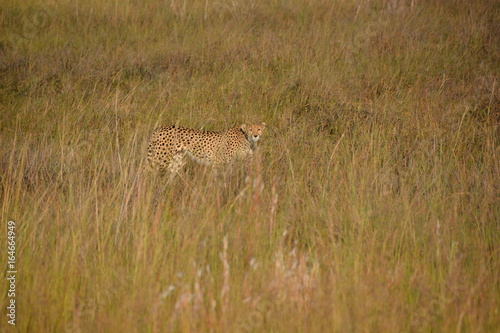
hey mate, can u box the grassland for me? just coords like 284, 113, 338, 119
1, 0, 499, 331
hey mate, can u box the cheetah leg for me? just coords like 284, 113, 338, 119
167, 152, 186, 182
210, 166, 219, 178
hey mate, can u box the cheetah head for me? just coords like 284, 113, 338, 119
241, 123, 266, 143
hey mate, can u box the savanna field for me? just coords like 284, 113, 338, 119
1, 0, 499, 331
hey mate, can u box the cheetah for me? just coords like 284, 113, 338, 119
146, 123, 266, 179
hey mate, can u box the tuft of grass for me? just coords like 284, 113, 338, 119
1, 0, 499, 331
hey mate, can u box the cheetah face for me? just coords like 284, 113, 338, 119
241, 123, 266, 143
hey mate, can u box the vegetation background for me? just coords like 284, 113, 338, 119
1, 0, 499, 331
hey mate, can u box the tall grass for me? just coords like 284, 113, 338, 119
1, 0, 499, 331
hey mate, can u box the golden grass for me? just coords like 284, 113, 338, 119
1, 0, 499, 331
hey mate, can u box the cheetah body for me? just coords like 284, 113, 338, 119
147, 123, 266, 175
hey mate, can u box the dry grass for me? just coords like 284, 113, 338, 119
1, 0, 499, 332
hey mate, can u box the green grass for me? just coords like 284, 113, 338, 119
1, 0, 499, 331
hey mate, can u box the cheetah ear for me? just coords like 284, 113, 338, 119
261, 122, 266, 128
240, 124, 247, 132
